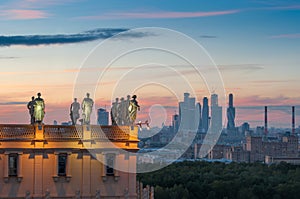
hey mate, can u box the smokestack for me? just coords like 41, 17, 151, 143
264, 106, 268, 135
292, 106, 295, 134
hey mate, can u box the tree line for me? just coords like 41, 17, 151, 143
137, 161, 300, 199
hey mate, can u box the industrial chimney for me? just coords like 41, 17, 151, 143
292, 106, 295, 134
264, 106, 268, 136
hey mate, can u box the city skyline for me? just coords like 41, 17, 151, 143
42, 92, 300, 130
0, 0, 299, 128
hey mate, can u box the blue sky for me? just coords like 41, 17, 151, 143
0, 0, 299, 127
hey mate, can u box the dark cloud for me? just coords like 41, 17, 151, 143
250, 79, 296, 84
200, 35, 217, 39
218, 64, 264, 71
0, 101, 27, 105
0, 56, 19, 59
0, 28, 153, 47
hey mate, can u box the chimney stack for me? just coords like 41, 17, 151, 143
292, 106, 295, 134
264, 106, 268, 135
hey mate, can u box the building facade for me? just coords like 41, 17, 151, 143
246, 135, 299, 163
0, 124, 139, 198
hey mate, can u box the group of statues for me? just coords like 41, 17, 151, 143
27, 92, 140, 126
111, 95, 140, 126
27, 93, 45, 124
70, 93, 94, 125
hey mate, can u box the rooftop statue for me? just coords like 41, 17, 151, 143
34, 93, 45, 124
119, 97, 125, 125
27, 96, 35, 124
111, 98, 119, 126
110, 100, 118, 125
124, 95, 131, 125
128, 95, 140, 125
81, 93, 94, 125
70, 98, 80, 125
110, 95, 143, 127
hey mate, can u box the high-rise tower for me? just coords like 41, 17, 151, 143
202, 97, 209, 133
179, 93, 197, 131
196, 102, 202, 132
211, 94, 218, 107
226, 93, 235, 130
211, 94, 222, 133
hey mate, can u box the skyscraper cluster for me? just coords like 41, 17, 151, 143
174, 92, 236, 133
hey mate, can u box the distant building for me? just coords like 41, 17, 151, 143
206, 133, 299, 164
196, 102, 202, 132
97, 108, 109, 125
141, 126, 175, 147
61, 121, 72, 126
265, 156, 300, 165
245, 135, 299, 163
241, 122, 250, 133
210, 94, 222, 133
208, 145, 230, 159
228, 146, 250, 163
179, 93, 198, 131
172, 114, 179, 133
202, 97, 209, 133
227, 93, 236, 130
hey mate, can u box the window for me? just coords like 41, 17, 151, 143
53, 152, 71, 182
58, 153, 67, 176
9, 153, 18, 176
106, 154, 115, 176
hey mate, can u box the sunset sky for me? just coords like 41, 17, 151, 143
0, 0, 299, 128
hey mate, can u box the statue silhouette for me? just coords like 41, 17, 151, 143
124, 95, 131, 125
70, 98, 80, 125
119, 97, 125, 125
113, 98, 119, 125
111, 99, 118, 125
128, 95, 140, 125
27, 96, 35, 124
34, 93, 45, 124
81, 93, 94, 125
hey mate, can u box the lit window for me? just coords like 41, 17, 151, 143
106, 154, 115, 176
58, 153, 67, 176
9, 153, 18, 176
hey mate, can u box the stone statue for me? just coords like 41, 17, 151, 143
81, 93, 94, 125
119, 97, 125, 125
113, 98, 119, 125
124, 95, 131, 125
33, 93, 45, 123
128, 95, 140, 125
111, 100, 118, 126
70, 98, 80, 125
27, 96, 35, 124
